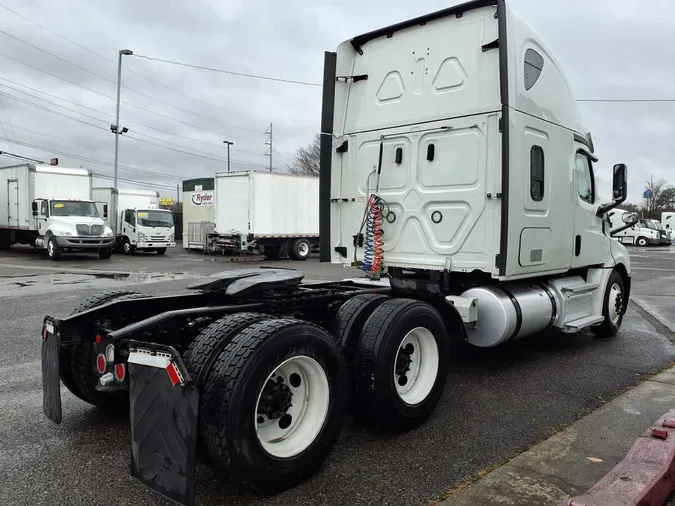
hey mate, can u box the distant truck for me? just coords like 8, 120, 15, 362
0, 163, 114, 260
608, 209, 662, 246
92, 187, 175, 255
205, 171, 319, 260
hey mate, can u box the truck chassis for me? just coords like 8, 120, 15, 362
41, 268, 434, 505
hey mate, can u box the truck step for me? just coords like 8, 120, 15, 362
561, 283, 600, 295
564, 315, 605, 332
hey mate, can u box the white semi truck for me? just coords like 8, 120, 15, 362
0, 163, 114, 260
92, 187, 176, 255
203, 171, 319, 260
40, 2, 641, 504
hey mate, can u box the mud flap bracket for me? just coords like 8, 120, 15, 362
128, 342, 199, 506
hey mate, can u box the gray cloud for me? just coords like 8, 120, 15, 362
0, 0, 673, 205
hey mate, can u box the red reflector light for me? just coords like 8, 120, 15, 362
114, 363, 126, 382
96, 354, 107, 374
166, 362, 181, 386
95, 335, 101, 344
42, 327, 48, 341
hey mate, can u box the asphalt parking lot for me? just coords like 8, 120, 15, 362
1, 244, 674, 506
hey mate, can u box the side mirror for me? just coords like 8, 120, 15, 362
103, 204, 108, 219
622, 212, 639, 225
31, 201, 38, 217
612, 163, 627, 202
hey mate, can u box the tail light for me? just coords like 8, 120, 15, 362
96, 354, 107, 374
114, 363, 126, 382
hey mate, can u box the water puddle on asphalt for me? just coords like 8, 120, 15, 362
0, 271, 205, 297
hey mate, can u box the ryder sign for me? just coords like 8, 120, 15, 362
191, 191, 214, 206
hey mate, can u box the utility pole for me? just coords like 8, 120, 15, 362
113, 49, 133, 190
223, 140, 234, 172
176, 184, 180, 205
265, 122, 273, 172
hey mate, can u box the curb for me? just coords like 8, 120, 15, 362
632, 297, 675, 334
561, 409, 675, 506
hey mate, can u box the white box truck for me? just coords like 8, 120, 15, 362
609, 209, 668, 247
182, 177, 215, 251
92, 187, 176, 255
0, 163, 114, 260
207, 171, 319, 260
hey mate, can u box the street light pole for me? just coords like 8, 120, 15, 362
223, 140, 234, 172
114, 49, 133, 190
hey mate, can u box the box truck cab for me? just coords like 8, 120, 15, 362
0, 164, 114, 260
92, 187, 176, 255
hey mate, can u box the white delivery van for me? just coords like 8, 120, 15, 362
92, 187, 175, 255
208, 171, 319, 260
182, 177, 215, 250
0, 163, 114, 260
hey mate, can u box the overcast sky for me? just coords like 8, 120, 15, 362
0, 0, 672, 204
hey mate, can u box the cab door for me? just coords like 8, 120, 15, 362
571, 150, 609, 268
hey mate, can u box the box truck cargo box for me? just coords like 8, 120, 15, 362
206, 171, 319, 260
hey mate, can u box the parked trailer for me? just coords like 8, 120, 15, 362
41, 2, 639, 505
182, 177, 215, 251
92, 187, 176, 255
207, 171, 319, 260
0, 163, 114, 259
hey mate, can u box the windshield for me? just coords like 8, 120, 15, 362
137, 210, 174, 227
50, 200, 99, 218
640, 219, 663, 230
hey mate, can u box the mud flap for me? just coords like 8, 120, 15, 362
41, 319, 62, 424
128, 343, 199, 506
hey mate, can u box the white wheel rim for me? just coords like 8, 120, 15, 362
394, 327, 439, 405
298, 242, 309, 256
48, 240, 54, 256
255, 356, 329, 458
124, 243, 130, 253
608, 282, 623, 324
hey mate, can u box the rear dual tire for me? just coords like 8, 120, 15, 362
334, 297, 450, 432
188, 315, 348, 494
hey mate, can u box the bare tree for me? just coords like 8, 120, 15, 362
287, 134, 320, 177
642, 178, 672, 218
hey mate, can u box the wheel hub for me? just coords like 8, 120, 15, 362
396, 343, 414, 377
257, 377, 293, 419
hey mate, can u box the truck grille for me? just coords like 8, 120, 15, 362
75, 224, 104, 236
150, 236, 167, 242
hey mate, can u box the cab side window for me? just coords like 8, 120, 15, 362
40, 201, 48, 216
575, 153, 595, 204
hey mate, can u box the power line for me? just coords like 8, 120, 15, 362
0, 136, 176, 189
132, 54, 323, 87
0, 51, 264, 145
0, 121, 189, 180
0, 78, 267, 156
0, 2, 263, 125
0, 87, 265, 166
0, 28, 267, 135
0, 135, 183, 182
